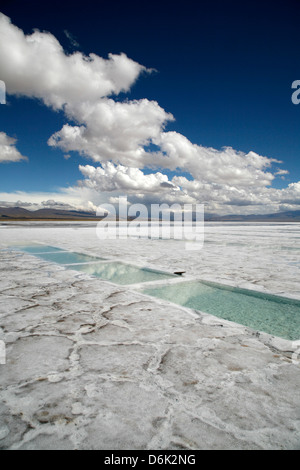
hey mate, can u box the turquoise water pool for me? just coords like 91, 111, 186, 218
65, 261, 175, 285
34, 251, 105, 264
12, 245, 174, 285
14, 245, 66, 254
142, 280, 300, 341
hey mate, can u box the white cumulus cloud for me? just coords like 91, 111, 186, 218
79, 162, 180, 194
0, 13, 148, 109
0, 132, 27, 163
48, 98, 173, 166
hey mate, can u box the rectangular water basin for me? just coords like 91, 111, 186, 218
13, 245, 67, 254
142, 280, 300, 341
35, 251, 105, 264
65, 261, 175, 285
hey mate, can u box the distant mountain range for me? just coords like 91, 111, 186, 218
0, 206, 300, 221
0, 207, 103, 220
204, 210, 300, 222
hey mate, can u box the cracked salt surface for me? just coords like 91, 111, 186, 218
0, 222, 299, 450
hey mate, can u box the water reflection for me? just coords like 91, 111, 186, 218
66, 261, 174, 285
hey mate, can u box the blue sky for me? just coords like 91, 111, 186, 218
0, 0, 300, 214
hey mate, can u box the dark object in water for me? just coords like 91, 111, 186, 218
174, 271, 185, 276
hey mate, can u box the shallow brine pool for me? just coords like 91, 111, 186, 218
142, 280, 300, 341
13, 245, 105, 264
13, 245, 67, 254
35, 251, 106, 264
12, 245, 174, 285
65, 262, 175, 285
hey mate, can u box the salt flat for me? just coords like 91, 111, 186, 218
0, 222, 299, 450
